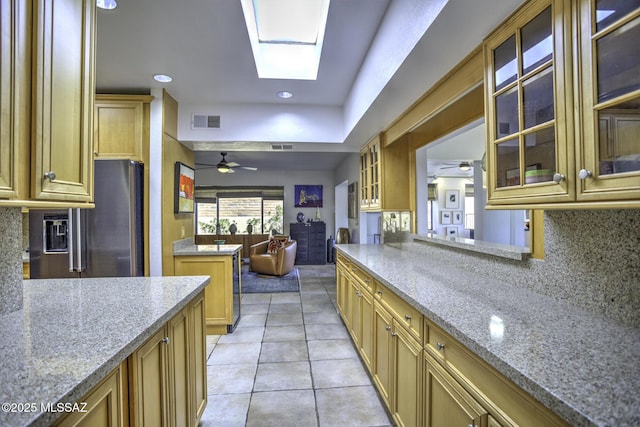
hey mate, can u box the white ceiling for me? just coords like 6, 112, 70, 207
95, 0, 525, 173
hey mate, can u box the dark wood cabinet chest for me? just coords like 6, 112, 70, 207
290, 222, 326, 265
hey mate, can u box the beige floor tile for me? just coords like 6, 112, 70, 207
237, 314, 268, 327
262, 325, 306, 342
253, 361, 312, 391
311, 358, 371, 389
305, 323, 350, 341
268, 302, 302, 313
242, 303, 270, 315
217, 326, 265, 344
266, 312, 303, 326
259, 340, 308, 363
307, 339, 359, 361
316, 386, 392, 427
208, 342, 262, 365
206, 364, 257, 395
199, 393, 251, 427
246, 390, 317, 427
303, 310, 342, 325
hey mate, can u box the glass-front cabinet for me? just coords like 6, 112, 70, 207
360, 134, 381, 211
484, 0, 574, 205
577, 0, 640, 201
484, 0, 640, 208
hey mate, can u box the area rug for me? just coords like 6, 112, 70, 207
241, 265, 300, 293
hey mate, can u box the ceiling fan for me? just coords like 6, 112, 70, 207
439, 161, 473, 171
195, 152, 258, 173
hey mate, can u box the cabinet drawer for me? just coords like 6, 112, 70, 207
375, 283, 422, 340
424, 320, 569, 427
349, 263, 374, 293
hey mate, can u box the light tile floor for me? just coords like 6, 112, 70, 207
199, 264, 393, 427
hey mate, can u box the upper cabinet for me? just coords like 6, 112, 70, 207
0, 0, 96, 206
94, 95, 153, 162
484, 0, 640, 209
360, 133, 411, 212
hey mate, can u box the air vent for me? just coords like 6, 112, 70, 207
192, 114, 221, 129
271, 144, 293, 151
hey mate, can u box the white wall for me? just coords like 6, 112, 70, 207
148, 89, 164, 276
334, 153, 360, 243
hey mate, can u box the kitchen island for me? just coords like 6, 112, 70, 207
336, 242, 640, 427
173, 240, 243, 334
0, 275, 209, 427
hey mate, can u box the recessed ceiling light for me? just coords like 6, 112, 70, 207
96, 0, 117, 10
277, 91, 293, 99
153, 74, 173, 83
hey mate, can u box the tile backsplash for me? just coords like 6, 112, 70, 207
0, 207, 23, 314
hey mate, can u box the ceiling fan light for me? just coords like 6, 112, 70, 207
458, 162, 471, 171
217, 166, 230, 173
97, 0, 117, 10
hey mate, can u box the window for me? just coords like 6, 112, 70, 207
195, 187, 284, 235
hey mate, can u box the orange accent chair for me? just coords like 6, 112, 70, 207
249, 237, 297, 276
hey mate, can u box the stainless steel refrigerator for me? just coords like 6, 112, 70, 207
29, 160, 144, 278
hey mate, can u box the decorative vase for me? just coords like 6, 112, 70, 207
315, 206, 321, 221
229, 223, 237, 235
247, 223, 253, 234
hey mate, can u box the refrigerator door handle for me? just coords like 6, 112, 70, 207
75, 208, 83, 272
68, 208, 75, 272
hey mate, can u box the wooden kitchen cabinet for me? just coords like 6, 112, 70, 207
174, 253, 240, 335
424, 351, 489, 427
94, 95, 153, 162
129, 291, 207, 427
373, 300, 422, 427
55, 362, 128, 427
0, 0, 96, 206
359, 133, 411, 212
484, 0, 640, 209
346, 265, 374, 372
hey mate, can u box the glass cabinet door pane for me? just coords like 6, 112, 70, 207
521, 6, 552, 75
495, 87, 519, 138
595, 0, 640, 32
598, 99, 640, 175
496, 138, 520, 187
596, 17, 640, 103
494, 35, 517, 91
522, 67, 555, 129
524, 126, 556, 183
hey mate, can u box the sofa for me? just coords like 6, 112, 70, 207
249, 237, 297, 276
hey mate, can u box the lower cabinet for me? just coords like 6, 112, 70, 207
336, 252, 569, 427
373, 301, 422, 427
55, 362, 128, 427
424, 351, 488, 427
129, 293, 207, 427
53, 291, 206, 427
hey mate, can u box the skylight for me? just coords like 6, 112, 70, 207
241, 0, 330, 80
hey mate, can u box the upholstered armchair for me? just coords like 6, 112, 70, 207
249, 237, 297, 276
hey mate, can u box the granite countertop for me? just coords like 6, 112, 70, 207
0, 275, 210, 427
173, 238, 242, 256
336, 243, 640, 427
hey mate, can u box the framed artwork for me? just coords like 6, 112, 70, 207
445, 226, 458, 238
453, 211, 463, 224
295, 185, 323, 207
440, 210, 452, 225
174, 162, 195, 214
444, 189, 460, 209
348, 182, 358, 219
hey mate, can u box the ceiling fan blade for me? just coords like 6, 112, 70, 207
227, 168, 236, 173
239, 166, 257, 171
226, 161, 240, 167
195, 163, 218, 169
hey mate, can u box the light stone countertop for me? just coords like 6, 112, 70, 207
0, 275, 210, 427
336, 243, 640, 427
172, 237, 242, 256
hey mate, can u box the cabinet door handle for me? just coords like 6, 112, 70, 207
376, 290, 382, 296
552, 173, 565, 183
436, 342, 445, 351
579, 169, 593, 180
404, 314, 411, 321
161, 337, 170, 344
391, 332, 397, 337
385, 325, 391, 331
44, 171, 56, 181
